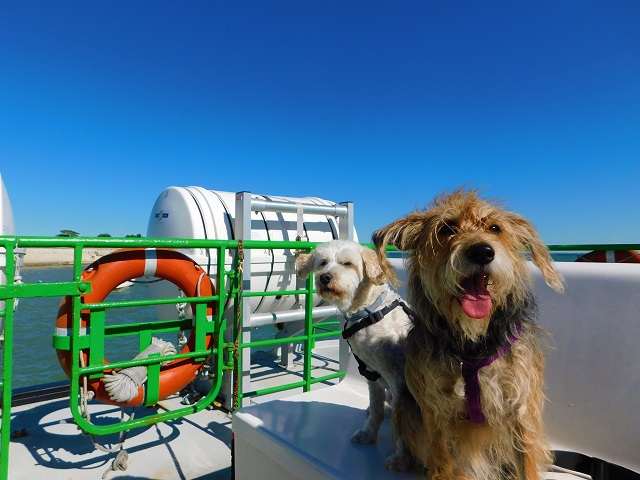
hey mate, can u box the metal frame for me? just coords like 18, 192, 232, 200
233, 191, 355, 407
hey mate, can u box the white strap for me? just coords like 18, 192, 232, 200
296, 203, 305, 241
144, 249, 158, 277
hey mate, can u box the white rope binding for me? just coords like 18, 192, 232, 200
102, 337, 177, 403
175, 290, 188, 349
12, 256, 23, 312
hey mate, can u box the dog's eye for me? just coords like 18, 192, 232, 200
489, 224, 501, 234
438, 223, 456, 237
342, 261, 352, 267
319, 260, 328, 267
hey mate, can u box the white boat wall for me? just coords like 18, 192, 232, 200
0, 174, 16, 239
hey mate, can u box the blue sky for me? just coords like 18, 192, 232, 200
1, 1, 639, 244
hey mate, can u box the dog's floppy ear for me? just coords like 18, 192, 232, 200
295, 252, 315, 280
372, 211, 429, 285
372, 211, 429, 252
361, 247, 387, 286
509, 214, 564, 292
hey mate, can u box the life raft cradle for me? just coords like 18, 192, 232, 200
51, 248, 228, 437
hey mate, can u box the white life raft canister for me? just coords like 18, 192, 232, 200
146, 187, 356, 318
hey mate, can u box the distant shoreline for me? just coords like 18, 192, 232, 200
20, 247, 117, 267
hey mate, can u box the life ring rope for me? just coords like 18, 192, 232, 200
103, 337, 177, 404
55, 248, 218, 407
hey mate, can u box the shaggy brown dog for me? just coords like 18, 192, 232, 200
372, 188, 563, 480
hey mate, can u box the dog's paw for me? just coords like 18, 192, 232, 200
351, 428, 377, 444
383, 452, 413, 472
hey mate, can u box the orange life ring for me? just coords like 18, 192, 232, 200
56, 248, 216, 407
576, 250, 640, 263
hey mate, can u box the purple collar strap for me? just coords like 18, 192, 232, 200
461, 325, 521, 424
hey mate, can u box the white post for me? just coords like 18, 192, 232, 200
235, 191, 254, 408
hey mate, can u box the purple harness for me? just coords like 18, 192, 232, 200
461, 326, 521, 424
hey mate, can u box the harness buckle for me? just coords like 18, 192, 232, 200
368, 309, 385, 323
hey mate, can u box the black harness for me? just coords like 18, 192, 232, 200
342, 293, 415, 381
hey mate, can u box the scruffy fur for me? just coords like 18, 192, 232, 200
296, 240, 414, 471
372, 188, 564, 480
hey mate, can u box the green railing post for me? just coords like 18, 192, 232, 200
0, 240, 15, 480
303, 270, 315, 392
231, 240, 244, 410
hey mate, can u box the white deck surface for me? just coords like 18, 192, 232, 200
234, 352, 427, 480
6, 342, 341, 480
9, 394, 233, 480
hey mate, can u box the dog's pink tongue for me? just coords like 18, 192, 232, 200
460, 274, 492, 319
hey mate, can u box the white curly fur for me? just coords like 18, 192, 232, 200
296, 239, 415, 472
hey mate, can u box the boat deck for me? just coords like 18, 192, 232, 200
7, 343, 341, 480
9, 394, 232, 480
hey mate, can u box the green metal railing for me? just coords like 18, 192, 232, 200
0, 235, 342, 480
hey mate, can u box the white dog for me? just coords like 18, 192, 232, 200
296, 239, 414, 472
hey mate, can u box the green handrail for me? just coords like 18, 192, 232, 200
0, 242, 16, 480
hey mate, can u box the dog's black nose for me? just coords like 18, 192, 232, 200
466, 243, 495, 265
319, 273, 333, 285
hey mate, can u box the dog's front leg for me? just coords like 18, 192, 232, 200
514, 419, 550, 480
424, 427, 464, 480
514, 427, 541, 480
514, 358, 552, 480
351, 380, 386, 444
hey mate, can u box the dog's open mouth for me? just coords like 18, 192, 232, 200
459, 273, 492, 319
